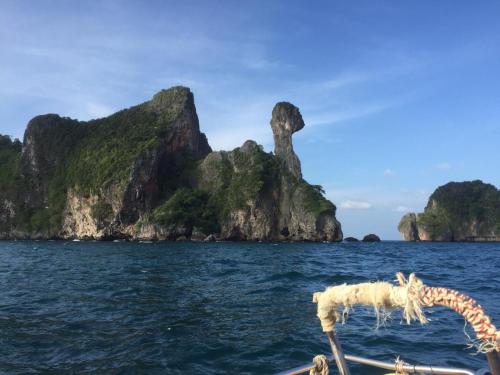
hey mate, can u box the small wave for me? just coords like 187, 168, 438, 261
0, 240, 495, 373
263, 271, 305, 282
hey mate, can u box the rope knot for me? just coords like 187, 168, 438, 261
394, 356, 409, 374
309, 354, 329, 375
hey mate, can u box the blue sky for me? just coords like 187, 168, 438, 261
1, 1, 499, 239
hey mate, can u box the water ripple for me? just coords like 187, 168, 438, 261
0, 240, 498, 374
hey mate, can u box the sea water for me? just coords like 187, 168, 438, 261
0, 241, 498, 374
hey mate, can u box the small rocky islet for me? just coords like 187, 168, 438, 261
343, 237, 359, 242
398, 180, 500, 242
343, 235, 382, 242
362, 234, 381, 242
0, 86, 342, 242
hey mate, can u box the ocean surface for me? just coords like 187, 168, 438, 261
0, 241, 498, 374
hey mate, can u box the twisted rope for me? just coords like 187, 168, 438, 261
420, 285, 499, 352
314, 273, 499, 355
309, 354, 329, 375
396, 272, 500, 353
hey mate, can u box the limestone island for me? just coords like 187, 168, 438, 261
398, 180, 500, 241
0, 86, 343, 242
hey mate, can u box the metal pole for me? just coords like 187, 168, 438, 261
344, 354, 475, 375
325, 331, 351, 375
275, 354, 475, 375
487, 351, 500, 375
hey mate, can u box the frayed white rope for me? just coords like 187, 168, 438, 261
313, 272, 499, 353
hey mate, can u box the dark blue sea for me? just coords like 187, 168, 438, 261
0, 241, 498, 374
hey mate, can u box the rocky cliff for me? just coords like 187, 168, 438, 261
193, 102, 342, 241
0, 87, 342, 241
398, 180, 500, 241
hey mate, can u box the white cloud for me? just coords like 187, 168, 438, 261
0, 2, 426, 147
326, 186, 429, 211
306, 102, 393, 127
340, 200, 372, 209
435, 162, 451, 170
325, 187, 429, 239
383, 168, 395, 176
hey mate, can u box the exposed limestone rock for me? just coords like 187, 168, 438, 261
0, 86, 342, 242
1, 86, 212, 240
190, 227, 206, 241
195, 103, 342, 242
204, 234, 217, 242
135, 223, 189, 241
196, 142, 277, 241
0, 199, 15, 223
286, 184, 341, 241
271, 102, 304, 180
20, 115, 82, 210
0, 199, 16, 238
397, 213, 419, 241
118, 87, 211, 225
61, 190, 101, 239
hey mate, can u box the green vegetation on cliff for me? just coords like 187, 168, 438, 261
151, 188, 219, 234
1, 86, 341, 241
416, 207, 451, 240
400, 180, 500, 241
194, 139, 340, 241
0, 136, 23, 233
197, 142, 280, 222
65, 107, 160, 191
13, 87, 196, 236
222, 146, 279, 213
0, 135, 22, 192
300, 183, 335, 217
425, 180, 500, 231
66, 88, 190, 192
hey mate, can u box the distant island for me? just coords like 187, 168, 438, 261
0, 87, 342, 242
398, 180, 500, 241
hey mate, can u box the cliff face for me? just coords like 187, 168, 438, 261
0, 87, 342, 241
397, 213, 419, 241
196, 138, 341, 241
270, 103, 341, 241
0, 135, 22, 237
398, 180, 500, 241
271, 102, 304, 180
1, 87, 211, 240
139, 101, 342, 241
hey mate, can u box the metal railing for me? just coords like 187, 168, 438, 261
276, 353, 478, 375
